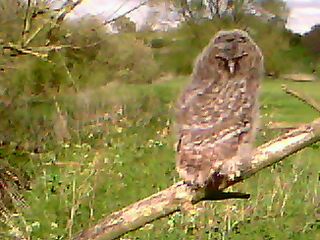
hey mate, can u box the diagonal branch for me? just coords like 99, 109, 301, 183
21, 0, 32, 47
73, 117, 320, 240
103, 1, 149, 25
46, 0, 84, 46
3, 42, 48, 58
21, 0, 84, 47
282, 85, 320, 114
54, 0, 83, 25
2, 42, 95, 60
1, 1, 85, 60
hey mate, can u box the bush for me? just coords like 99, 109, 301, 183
104, 34, 159, 84
0, 16, 160, 146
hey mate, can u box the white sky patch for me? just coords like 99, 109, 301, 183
69, 0, 149, 26
284, 0, 320, 34
285, 0, 320, 8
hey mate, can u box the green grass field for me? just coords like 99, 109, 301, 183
1, 77, 320, 240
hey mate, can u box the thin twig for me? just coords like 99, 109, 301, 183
2, 42, 93, 60
3, 42, 48, 58
266, 121, 303, 130
104, 0, 129, 21
46, 0, 84, 46
103, 1, 149, 25
43, 162, 82, 167
68, 177, 77, 239
21, 0, 32, 47
24, 20, 50, 47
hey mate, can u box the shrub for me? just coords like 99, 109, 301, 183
0, 16, 160, 146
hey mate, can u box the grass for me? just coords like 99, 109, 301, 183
1, 77, 320, 239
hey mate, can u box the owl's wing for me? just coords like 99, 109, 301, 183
176, 76, 258, 186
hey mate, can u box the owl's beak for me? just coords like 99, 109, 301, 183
228, 60, 235, 74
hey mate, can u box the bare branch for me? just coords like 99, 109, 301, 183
46, 0, 84, 45
180, 0, 194, 20
2, 42, 83, 59
73, 117, 320, 240
2, 42, 99, 60
24, 20, 50, 47
54, 0, 83, 24
20, 1, 83, 47
282, 85, 320, 114
103, 1, 148, 25
207, 0, 216, 18
104, 0, 129, 22
266, 121, 303, 130
21, 0, 32, 47
3, 42, 48, 58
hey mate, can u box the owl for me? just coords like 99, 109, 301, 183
176, 29, 263, 188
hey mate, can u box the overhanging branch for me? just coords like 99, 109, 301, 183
73, 117, 320, 240
103, 1, 149, 25
21, 0, 32, 47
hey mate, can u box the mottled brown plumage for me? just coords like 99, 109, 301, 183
176, 29, 263, 187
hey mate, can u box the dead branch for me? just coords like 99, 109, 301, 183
282, 85, 320, 113
3, 42, 48, 58
2, 0, 146, 59
1, 0, 85, 60
54, 0, 83, 24
14, 0, 83, 49
266, 121, 304, 130
103, 1, 148, 25
73, 117, 320, 240
46, 0, 83, 42
43, 162, 82, 167
21, 0, 32, 46
2, 42, 89, 60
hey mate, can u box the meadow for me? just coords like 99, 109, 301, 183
1, 76, 319, 239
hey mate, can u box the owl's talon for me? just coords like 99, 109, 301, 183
183, 180, 204, 190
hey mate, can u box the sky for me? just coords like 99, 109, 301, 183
70, 0, 150, 27
284, 0, 320, 33
71, 0, 320, 34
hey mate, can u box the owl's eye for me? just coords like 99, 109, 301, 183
226, 38, 234, 43
238, 37, 246, 43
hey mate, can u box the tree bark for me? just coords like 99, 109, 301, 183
73, 117, 320, 240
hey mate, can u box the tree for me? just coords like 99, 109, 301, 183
147, 0, 288, 23
260, 0, 289, 22
113, 16, 136, 33
302, 24, 320, 56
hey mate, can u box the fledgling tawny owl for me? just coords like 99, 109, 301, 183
176, 29, 263, 188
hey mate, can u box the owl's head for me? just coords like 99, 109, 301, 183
212, 30, 254, 75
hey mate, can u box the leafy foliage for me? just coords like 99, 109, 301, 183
0, 14, 159, 145
302, 24, 320, 58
